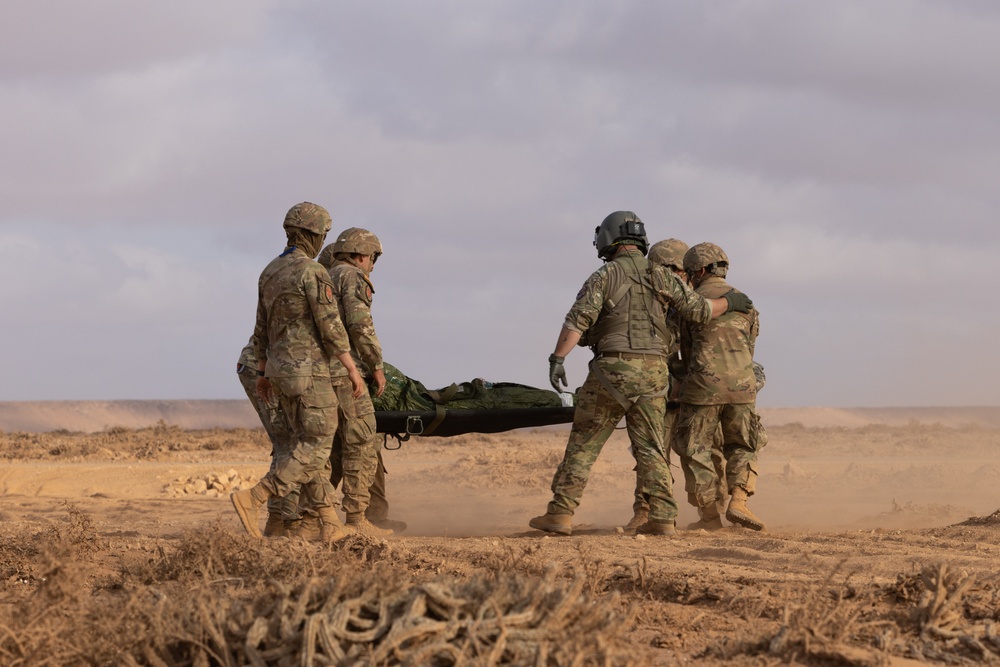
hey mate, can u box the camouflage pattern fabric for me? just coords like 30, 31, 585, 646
547, 355, 677, 523
328, 376, 380, 516
237, 338, 296, 519
253, 247, 351, 378
260, 375, 340, 513
318, 258, 385, 517
366, 451, 389, 521
673, 275, 763, 506
374, 362, 563, 412
253, 247, 350, 515
672, 403, 765, 505
326, 259, 383, 378
677, 275, 759, 405
564, 250, 714, 355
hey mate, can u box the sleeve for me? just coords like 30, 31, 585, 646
306, 265, 352, 359
656, 272, 714, 325
252, 283, 269, 367
342, 273, 384, 371
562, 269, 607, 334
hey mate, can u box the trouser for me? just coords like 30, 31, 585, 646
672, 402, 766, 509
258, 375, 340, 518
237, 366, 296, 518
327, 376, 380, 516
332, 446, 389, 521
547, 355, 677, 523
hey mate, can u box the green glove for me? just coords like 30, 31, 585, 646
548, 354, 568, 392
723, 289, 753, 313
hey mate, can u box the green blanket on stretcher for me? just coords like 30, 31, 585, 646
372, 363, 565, 412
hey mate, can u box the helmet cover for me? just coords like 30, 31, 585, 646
282, 202, 332, 234
648, 238, 689, 270
683, 242, 729, 273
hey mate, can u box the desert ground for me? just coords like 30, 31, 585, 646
1, 402, 999, 665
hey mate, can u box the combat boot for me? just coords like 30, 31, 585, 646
231, 484, 270, 538
686, 503, 724, 531
316, 506, 354, 543
529, 512, 572, 536
370, 518, 408, 533
726, 486, 765, 531
346, 514, 393, 537
285, 515, 323, 542
622, 509, 649, 534
636, 520, 677, 536
263, 512, 286, 538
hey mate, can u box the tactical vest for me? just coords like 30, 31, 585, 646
586, 253, 670, 356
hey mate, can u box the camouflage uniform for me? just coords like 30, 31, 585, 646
252, 246, 351, 515
673, 275, 763, 510
545, 249, 714, 524
236, 338, 295, 520
325, 257, 383, 518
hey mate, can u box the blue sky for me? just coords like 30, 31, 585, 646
2, 1, 998, 407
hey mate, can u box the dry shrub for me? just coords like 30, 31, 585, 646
2, 527, 635, 667
904, 562, 1000, 662
696, 565, 892, 666
130, 563, 634, 666
0, 425, 269, 462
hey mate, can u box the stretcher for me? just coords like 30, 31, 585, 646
375, 405, 576, 440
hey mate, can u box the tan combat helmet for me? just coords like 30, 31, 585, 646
683, 242, 729, 274
283, 202, 332, 234
648, 238, 689, 271
332, 227, 383, 258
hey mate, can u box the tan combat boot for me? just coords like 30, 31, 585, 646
686, 503, 724, 531
346, 514, 393, 537
285, 515, 323, 542
636, 520, 677, 536
529, 512, 572, 536
622, 509, 650, 534
369, 517, 408, 533
263, 512, 286, 538
316, 506, 354, 543
726, 486, 765, 531
230, 484, 271, 538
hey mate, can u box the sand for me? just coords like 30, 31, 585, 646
2, 402, 999, 664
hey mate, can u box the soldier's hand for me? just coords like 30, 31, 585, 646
372, 368, 387, 398
548, 354, 568, 392
723, 289, 753, 313
256, 376, 273, 404
348, 368, 365, 398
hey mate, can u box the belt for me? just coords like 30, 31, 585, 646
596, 352, 665, 360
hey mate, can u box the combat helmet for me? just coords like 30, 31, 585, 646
648, 238, 689, 271
282, 202, 332, 234
683, 242, 729, 274
594, 211, 648, 260
332, 227, 383, 258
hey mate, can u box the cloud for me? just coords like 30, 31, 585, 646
0, 1, 997, 406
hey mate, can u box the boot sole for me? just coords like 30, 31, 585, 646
529, 516, 572, 536
726, 510, 765, 531
685, 521, 724, 531
230, 492, 262, 538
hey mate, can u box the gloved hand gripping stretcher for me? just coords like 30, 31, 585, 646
373, 363, 575, 440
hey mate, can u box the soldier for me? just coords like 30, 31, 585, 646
672, 242, 766, 531
235, 337, 294, 537
230, 202, 365, 542
317, 229, 404, 536
529, 212, 753, 537
621, 238, 700, 533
